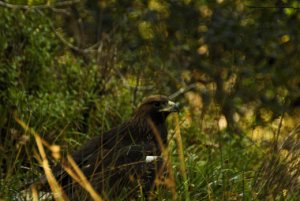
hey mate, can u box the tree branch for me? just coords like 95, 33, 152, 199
246, 5, 300, 10
0, 0, 80, 10
169, 83, 198, 99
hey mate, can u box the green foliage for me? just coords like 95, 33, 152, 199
1, 0, 300, 200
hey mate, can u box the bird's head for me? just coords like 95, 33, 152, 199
133, 95, 179, 123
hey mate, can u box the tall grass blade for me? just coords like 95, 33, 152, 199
174, 113, 190, 201
15, 117, 69, 201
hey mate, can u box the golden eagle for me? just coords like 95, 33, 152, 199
27, 95, 179, 200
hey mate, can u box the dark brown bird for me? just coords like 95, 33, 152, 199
26, 95, 179, 200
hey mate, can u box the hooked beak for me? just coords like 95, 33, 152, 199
159, 101, 180, 113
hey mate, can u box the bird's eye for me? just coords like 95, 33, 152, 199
153, 102, 160, 108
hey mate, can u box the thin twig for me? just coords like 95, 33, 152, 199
35, 9, 102, 54
114, 68, 154, 90
273, 112, 284, 152
169, 83, 198, 99
0, 0, 80, 10
132, 69, 141, 106
246, 5, 300, 9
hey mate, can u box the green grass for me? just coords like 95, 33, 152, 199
1, 112, 299, 201
0, 89, 300, 201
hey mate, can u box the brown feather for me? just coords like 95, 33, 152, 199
24, 95, 178, 200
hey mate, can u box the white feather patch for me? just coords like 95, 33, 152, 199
145, 156, 159, 163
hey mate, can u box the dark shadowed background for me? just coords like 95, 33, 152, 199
1, 0, 300, 200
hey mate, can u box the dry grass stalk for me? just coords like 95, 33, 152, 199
174, 113, 190, 201
15, 117, 69, 201
16, 116, 104, 200
64, 155, 103, 201
31, 185, 38, 201
147, 118, 177, 201
254, 125, 300, 198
